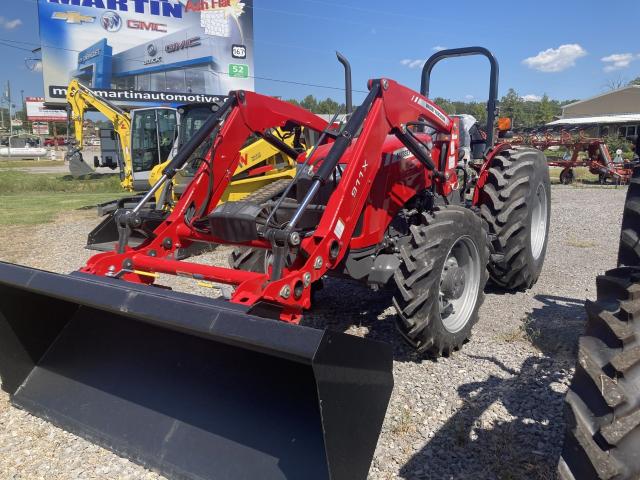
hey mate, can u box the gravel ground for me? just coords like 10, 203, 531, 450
0, 185, 628, 479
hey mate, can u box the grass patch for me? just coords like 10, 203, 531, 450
0, 192, 127, 225
0, 170, 122, 194
496, 315, 541, 346
566, 238, 597, 248
391, 408, 416, 436
549, 166, 599, 184
0, 160, 65, 169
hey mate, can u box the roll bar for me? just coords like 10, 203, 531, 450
420, 47, 499, 148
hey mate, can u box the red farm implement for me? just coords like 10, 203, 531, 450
512, 129, 637, 185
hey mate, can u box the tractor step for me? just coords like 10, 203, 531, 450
0, 261, 393, 480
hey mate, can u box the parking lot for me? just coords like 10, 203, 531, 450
0, 183, 627, 479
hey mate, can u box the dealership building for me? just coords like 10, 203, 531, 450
547, 85, 640, 139
73, 27, 224, 95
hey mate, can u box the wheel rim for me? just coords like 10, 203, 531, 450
530, 183, 548, 260
439, 237, 481, 333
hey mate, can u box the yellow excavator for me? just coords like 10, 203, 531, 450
66, 80, 299, 204
66, 79, 137, 189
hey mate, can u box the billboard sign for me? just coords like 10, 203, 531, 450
33, 122, 51, 135
37, 0, 254, 107
26, 96, 68, 122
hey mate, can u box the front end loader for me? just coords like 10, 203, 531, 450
0, 47, 550, 479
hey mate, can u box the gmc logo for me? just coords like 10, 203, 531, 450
166, 37, 201, 53
127, 20, 167, 32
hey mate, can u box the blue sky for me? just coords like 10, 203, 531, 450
2, 0, 640, 106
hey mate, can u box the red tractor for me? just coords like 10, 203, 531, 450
0, 48, 551, 479
78, 47, 550, 354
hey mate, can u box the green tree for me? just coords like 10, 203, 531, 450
500, 89, 525, 127
299, 95, 318, 113
535, 94, 557, 125
316, 97, 341, 114
286, 90, 571, 130
433, 97, 456, 115
286, 95, 345, 114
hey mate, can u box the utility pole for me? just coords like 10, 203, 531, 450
6, 81, 12, 137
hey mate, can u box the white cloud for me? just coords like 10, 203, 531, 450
464, 94, 474, 100
523, 44, 587, 72
522, 94, 542, 102
400, 58, 426, 69
432, 46, 446, 52
0, 17, 22, 30
601, 53, 636, 72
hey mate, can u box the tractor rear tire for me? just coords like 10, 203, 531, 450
618, 167, 640, 267
558, 267, 640, 480
392, 206, 489, 356
479, 147, 551, 290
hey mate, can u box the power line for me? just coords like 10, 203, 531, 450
0, 41, 33, 52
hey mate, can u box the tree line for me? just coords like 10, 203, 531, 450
286, 90, 579, 129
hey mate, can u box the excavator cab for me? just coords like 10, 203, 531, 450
129, 107, 178, 191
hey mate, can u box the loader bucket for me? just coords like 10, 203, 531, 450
0, 261, 393, 480
67, 150, 95, 177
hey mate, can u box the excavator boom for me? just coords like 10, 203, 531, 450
66, 80, 135, 190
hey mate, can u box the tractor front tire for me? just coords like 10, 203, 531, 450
393, 206, 489, 356
559, 267, 640, 480
229, 247, 267, 273
618, 167, 640, 267
479, 147, 551, 290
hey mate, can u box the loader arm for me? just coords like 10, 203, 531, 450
82, 81, 458, 320
66, 80, 134, 190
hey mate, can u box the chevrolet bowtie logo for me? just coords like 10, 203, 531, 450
52, 11, 96, 24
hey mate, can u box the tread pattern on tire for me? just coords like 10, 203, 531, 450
559, 267, 640, 480
479, 146, 547, 290
392, 206, 489, 356
618, 167, 640, 267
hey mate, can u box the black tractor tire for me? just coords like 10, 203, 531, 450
560, 168, 575, 185
599, 173, 608, 185
229, 247, 268, 273
618, 167, 640, 267
392, 206, 489, 356
559, 267, 640, 480
478, 147, 551, 290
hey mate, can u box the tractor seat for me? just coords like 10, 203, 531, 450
454, 114, 486, 161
